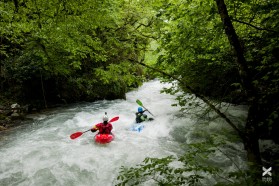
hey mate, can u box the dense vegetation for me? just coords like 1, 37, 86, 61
1, 0, 278, 185
0, 0, 155, 108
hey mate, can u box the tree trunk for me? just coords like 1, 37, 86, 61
215, 0, 254, 98
215, 0, 262, 180
244, 102, 263, 181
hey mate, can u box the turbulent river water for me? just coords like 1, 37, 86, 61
0, 80, 248, 186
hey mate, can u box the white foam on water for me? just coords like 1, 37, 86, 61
0, 80, 247, 185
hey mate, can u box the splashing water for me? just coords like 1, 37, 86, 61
0, 80, 247, 185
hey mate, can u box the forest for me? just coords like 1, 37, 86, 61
1, 0, 278, 185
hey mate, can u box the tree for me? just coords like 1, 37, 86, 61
118, 0, 279, 184
0, 0, 153, 106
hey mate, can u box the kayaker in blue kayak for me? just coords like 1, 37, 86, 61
135, 107, 153, 123
91, 113, 113, 134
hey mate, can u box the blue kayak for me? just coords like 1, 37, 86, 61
130, 123, 145, 132
130, 118, 154, 132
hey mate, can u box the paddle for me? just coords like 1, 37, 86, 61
70, 116, 119, 140
136, 99, 155, 117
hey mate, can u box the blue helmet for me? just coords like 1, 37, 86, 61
138, 107, 143, 112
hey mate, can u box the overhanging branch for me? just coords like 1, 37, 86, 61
232, 19, 278, 33
129, 58, 247, 141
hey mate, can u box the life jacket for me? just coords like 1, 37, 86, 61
135, 113, 147, 123
95, 123, 112, 134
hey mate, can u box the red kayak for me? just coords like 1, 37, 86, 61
94, 133, 114, 144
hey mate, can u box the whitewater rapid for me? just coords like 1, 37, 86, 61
0, 80, 247, 186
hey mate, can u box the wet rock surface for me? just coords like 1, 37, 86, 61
0, 103, 33, 131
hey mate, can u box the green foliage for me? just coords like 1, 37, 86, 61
153, 0, 279, 146
0, 0, 157, 106
116, 155, 204, 186
116, 133, 254, 186
145, 1, 279, 185
153, 0, 242, 104
153, 0, 279, 106
1, 0, 279, 183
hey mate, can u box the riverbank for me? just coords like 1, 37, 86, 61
0, 102, 48, 131
0, 103, 29, 131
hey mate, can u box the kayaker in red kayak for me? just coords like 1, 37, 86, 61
91, 113, 113, 134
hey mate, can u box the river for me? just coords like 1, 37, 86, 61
0, 80, 248, 186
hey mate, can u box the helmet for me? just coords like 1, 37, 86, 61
103, 114, 109, 122
138, 107, 143, 112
